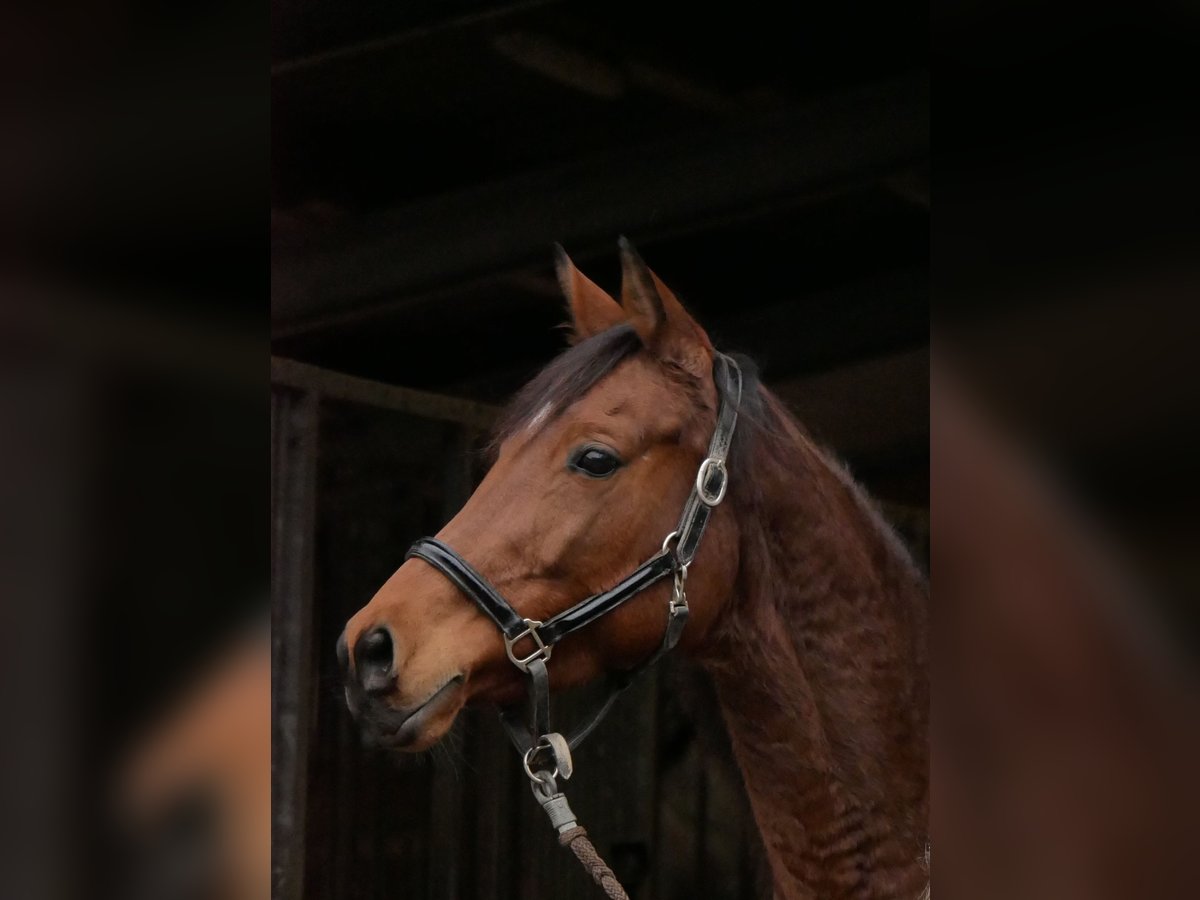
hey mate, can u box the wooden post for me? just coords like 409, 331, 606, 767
271, 387, 320, 900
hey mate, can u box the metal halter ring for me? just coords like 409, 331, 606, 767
505, 619, 552, 673
660, 530, 681, 558
523, 741, 559, 782
695, 457, 728, 507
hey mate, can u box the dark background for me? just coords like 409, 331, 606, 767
1, 0, 1195, 897
271, 3, 928, 899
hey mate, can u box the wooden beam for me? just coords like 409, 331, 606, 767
270, 356, 499, 430
272, 0, 561, 77
272, 74, 928, 332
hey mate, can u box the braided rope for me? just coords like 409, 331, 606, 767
558, 826, 630, 900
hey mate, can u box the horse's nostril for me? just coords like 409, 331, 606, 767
353, 627, 395, 694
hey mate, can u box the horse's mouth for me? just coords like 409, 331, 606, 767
350, 675, 465, 750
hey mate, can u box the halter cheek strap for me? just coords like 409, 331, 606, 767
404, 353, 742, 764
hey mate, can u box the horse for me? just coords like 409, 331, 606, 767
339, 240, 929, 899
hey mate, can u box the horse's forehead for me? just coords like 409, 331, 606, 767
581, 358, 677, 410
510, 358, 683, 450
554, 367, 680, 436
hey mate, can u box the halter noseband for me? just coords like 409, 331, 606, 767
405, 353, 742, 783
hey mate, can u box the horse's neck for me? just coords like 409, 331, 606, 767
700, 400, 929, 900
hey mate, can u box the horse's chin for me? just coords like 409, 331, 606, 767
465, 677, 526, 709
351, 676, 466, 753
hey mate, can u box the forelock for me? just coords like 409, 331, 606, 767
492, 324, 643, 444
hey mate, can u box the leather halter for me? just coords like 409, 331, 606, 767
405, 353, 743, 764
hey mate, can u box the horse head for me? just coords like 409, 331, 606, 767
339, 241, 741, 751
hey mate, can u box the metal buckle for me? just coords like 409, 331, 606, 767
695, 457, 728, 507
670, 562, 689, 614
505, 619, 552, 672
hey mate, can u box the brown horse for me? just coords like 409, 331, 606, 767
340, 243, 929, 899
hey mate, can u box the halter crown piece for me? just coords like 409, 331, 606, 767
405, 354, 742, 898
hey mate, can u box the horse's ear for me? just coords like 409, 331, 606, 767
618, 237, 713, 377
555, 245, 625, 343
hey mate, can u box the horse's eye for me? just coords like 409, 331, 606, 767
568, 445, 622, 478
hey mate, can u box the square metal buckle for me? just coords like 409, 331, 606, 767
505, 619, 552, 672
695, 457, 728, 507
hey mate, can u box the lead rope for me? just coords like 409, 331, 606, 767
525, 767, 630, 900
521, 562, 689, 899
559, 828, 629, 900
